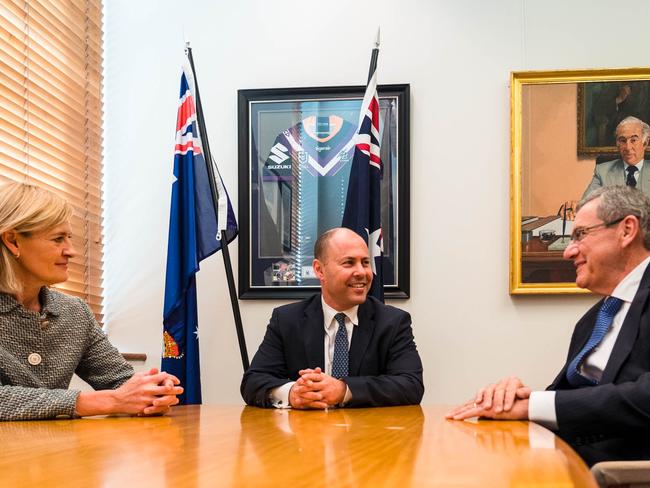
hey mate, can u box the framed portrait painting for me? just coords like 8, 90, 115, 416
238, 84, 410, 299
510, 68, 650, 294
578, 80, 650, 155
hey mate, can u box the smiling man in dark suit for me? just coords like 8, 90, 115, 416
241, 227, 424, 409
448, 185, 650, 465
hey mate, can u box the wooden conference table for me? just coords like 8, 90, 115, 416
0, 405, 596, 487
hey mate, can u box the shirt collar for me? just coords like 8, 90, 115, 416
0, 293, 20, 313
611, 255, 650, 303
0, 287, 62, 316
321, 295, 359, 331
40, 287, 62, 316
624, 160, 644, 171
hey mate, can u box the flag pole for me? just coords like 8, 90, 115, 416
346, 27, 384, 302
367, 27, 380, 83
185, 44, 250, 372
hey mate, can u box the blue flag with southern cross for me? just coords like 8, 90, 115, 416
162, 63, 238, 404
342, 58, 384, 301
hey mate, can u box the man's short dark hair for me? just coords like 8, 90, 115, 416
313, 228, 340, 261
579, 186, 650, 249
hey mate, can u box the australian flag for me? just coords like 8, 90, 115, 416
162, 62, 238, 404
342, 51, 384, 301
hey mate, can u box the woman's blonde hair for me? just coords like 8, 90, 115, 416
0, 182, 73, 294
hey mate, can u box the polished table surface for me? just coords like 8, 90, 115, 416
0, 405, 596, 487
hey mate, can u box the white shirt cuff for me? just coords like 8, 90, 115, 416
341, 385, 352, 406
269, 382, 295, 409
528, 390, 558, 431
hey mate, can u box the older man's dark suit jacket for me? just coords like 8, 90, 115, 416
240, 295, 424, 408
547, 264, 650, 465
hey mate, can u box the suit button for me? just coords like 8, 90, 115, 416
28, 353, 42, 366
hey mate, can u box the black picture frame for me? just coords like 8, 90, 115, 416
237, 84, 410, 300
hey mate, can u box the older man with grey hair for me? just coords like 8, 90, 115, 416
583, 116, 650, 198
448, 186, 650, 466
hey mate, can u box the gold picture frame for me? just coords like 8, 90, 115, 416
510, 67, 650, 294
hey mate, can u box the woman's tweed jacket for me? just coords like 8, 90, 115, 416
0, 287, 134, 420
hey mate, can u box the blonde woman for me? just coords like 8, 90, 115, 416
0, 182, 182, 420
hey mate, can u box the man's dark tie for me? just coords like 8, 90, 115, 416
332, 313, 349, 378
626, 165, 638, 187
566, 296, 623, 387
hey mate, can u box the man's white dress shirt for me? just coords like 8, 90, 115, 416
269, 297, 357, 408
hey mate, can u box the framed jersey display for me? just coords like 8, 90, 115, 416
238, 84, 410, 299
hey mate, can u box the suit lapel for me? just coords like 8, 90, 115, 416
607, 160, 626, 186
303, 295, 325, 369
601, 268, 650, 383
548, 304, 601, 389
348, 299, 376, 376
640, 160, 650, 192
572, 302, 603, 355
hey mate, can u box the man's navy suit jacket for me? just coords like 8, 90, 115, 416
241, 295, 424, 408
548, 264, 650, 464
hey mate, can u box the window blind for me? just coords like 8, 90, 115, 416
0, 0, 104, 320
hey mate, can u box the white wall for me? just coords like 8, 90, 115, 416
102, 0, 650, 405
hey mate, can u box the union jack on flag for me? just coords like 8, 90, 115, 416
175, 79, 200, 155
163, 63, 237, 404
342, 53, 384, 301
